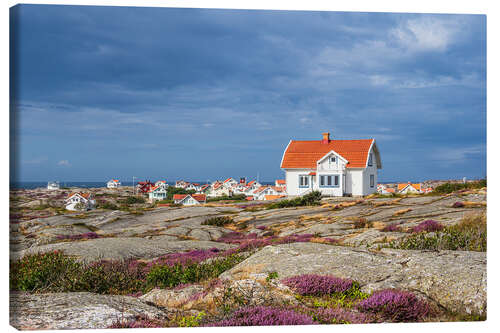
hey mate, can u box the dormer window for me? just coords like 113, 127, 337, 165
330, 157, 336, 163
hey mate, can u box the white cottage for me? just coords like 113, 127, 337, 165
65, 192, 96, 211
173, 194, 207, 206
47, 181, 60, 190
280, 132, 382, 197
148, 185, 168, 202
107, 179, 121, 188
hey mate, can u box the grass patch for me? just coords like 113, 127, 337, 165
387, 213, 486, 252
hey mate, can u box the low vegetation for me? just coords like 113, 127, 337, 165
266, 191, 322, 209
433, 179, 486, 194
207, 194, 247, 202
10, 249, 246, 295
388, 214, 486, 252
201, 216, 234, 226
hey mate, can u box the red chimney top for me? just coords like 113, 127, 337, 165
321, 132, 330, 144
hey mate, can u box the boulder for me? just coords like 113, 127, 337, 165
220, 242, 486, 316
10, 292, 169, 330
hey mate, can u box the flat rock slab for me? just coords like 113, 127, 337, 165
220, 242, 486, 316
10, 292, 169, 330
12, 238, 235, 262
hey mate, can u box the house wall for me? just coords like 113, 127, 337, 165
285, 169, 314, 196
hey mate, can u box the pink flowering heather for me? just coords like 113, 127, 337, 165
205, 306, 314, 326
452, 201, 465, 208
281, 274, 354, 296
410, 220, 444, 233
256, 225, 267, 230
357, 289, 433, 322
382, 223, 402, 232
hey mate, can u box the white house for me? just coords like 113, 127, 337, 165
173, 194, 207, 206
223, 178, 238, 188
280, 132, 382, 197
377, 184, 395, 194
107, 179, 121, 189
65, 192, 96, 211
155, 180, 169, 189
397, 182, 422, 194
253, 186, 286, 201
47, 181, 60, 190
209, 182, 232, 198
148, 185, 168, 202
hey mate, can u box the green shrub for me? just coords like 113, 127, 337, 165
207, 194, 247, 202
202, 216, 234, 226
266, 191, 322, 209
124, 196, 146, 204
178, 311, 206, 327
266, 271, 278, 282
146, 254, 244, 289
10, 251, 80, 292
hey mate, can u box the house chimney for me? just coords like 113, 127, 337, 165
321, 132, 330, 144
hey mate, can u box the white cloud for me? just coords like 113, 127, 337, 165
57, 160, 71, 167
369, 75, 391, 86
392, 16, 462, 52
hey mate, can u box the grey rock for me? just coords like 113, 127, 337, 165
220, 242, 486, 315
10, 292, 169, 330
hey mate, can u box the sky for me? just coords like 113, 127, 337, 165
10, 5, 486, 183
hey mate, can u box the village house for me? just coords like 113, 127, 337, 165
377, 184, 395, 194
175, 180, 188, 189
280, 132, 382, 197
137, 181, 154, 194
173, 194, 207, 206
397, 182, 422, 194
65, 192, 96, 211
275, 179, 286, 187
223, 178, 238, 188
155, 180, 169, 189
107, 179, 121, 189
252, 186, 286, 201
208, 181, 232, 198
147, 185, 168, 202
47, 181, 60, 190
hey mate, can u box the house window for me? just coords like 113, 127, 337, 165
330, 157, 336, 163
299, 175, 309, 188
368, 153, 373, 167
319, 175, 339, 187
370, 175, 375, 187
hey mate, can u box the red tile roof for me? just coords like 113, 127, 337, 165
67, 192, 91, 199
192, 194, 206, 202
281, 139, 374, 169
223, 178, 233, 183
173, 194, 206, 203
275, 179, 286, 185
398, 183, 421, 191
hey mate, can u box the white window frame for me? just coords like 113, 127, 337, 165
299, 175, 310, 188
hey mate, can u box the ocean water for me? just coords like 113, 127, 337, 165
10, 181, 274, 190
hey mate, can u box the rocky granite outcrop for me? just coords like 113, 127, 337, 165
220, 242, 486, 315
9, 292, 170, 330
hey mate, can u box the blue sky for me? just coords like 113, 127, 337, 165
10, 5, 486, 183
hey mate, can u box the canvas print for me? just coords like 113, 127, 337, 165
9, 4, 486, 329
